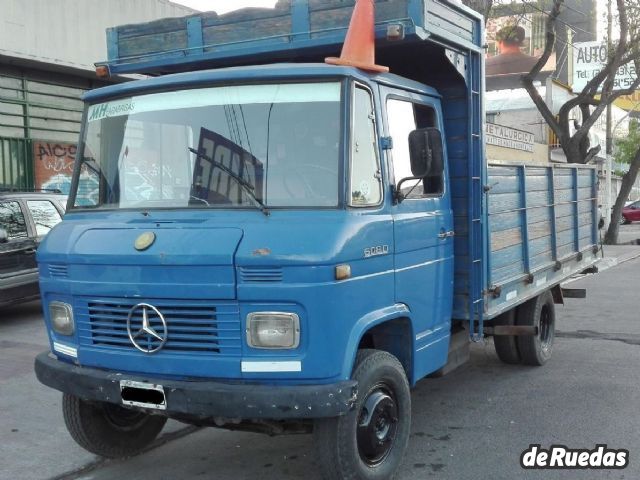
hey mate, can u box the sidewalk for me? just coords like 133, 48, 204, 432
596, 243, 640, 272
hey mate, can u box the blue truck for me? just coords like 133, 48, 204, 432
34, 1, 600, 477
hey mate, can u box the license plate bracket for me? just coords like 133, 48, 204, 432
120, 380, 167, 410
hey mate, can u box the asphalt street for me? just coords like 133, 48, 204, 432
1, 242, 639, 480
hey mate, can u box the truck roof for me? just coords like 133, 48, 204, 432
83, 63, 441, 103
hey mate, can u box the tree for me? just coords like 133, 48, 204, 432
522, 0, 640, 165
604, 119, 640, 244
462, 0, 494, 22
480, 0, 640, 243
470, 0, 640, 242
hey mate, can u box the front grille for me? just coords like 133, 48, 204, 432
76, 298, 241, 355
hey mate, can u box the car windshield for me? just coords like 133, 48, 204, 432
72, 82, 342, 210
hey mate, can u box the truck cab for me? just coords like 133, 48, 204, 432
36, 60, 457, 475
37, 60, 456, 388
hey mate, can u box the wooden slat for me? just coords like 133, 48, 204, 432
310, 2, 407, 34
491, 226, 522, 251
119, 31, 188, 57
203, 17, 292, 47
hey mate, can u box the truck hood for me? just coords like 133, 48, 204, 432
39, 221, 242, 299
38, 209, 395, 300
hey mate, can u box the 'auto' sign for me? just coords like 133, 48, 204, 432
572, 41, 638, 93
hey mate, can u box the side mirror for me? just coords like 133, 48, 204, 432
395, 128, 444, 203
0, 228, 8, 244
408, 127, 444, 178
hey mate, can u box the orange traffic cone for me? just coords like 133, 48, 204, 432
325, 0, 389, 73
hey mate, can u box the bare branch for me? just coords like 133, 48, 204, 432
580, 76, 640, 135
583, 146, 601, 164
522, 0, 564, 141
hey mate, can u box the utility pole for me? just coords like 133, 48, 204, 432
604, 0, 613, 230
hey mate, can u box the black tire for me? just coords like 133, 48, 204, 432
62, 394, 167, 458
313, 349, 411, 480
492, 309, 521, 364
622, 216, 631, 225
516, 291, 556, 366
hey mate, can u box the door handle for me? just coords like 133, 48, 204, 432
438, 230, 455, 239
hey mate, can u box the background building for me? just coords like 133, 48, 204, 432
483, 0, 639, 207
0, 0, 194, 191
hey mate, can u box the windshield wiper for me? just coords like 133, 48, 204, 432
188, 147, 270, 216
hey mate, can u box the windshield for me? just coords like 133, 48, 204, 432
72, 82, 342, 210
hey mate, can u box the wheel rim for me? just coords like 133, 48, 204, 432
539, 304, 553, 354
102, 403, 148, 430
356, 383, 399, 467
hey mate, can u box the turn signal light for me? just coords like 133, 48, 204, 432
335, 264, 352, 281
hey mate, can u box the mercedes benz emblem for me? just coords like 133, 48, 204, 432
126, 303, 168, 354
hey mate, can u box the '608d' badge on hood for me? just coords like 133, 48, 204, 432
134, 232, 156, 251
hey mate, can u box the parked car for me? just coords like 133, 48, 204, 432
621, 200, 640, 224
0, 190, 67, 307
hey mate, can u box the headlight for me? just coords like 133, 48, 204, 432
246, 312, 300, 349
50, 302, 74, 336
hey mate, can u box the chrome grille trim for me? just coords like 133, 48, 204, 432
76, 298, 241, 355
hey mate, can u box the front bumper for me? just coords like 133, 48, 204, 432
35, 352, 357, 420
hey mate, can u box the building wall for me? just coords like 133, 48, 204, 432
0, 0, 194, 72
0, 0, 195, 190
0, 64, 113, 189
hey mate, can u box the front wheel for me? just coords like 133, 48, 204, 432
313, 349, 411, 480
62, 394, 167, 458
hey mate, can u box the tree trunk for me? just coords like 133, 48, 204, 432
604, 148, 640, 245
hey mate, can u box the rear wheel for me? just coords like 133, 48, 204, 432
313, 349, 411, 480
492, 309, 521, 364
62, 394, 167, 458
516, 291, 556, 366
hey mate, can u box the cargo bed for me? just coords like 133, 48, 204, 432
101, 0, 478, 75
482, 163, 599, 319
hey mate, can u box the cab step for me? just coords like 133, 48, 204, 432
429, 328, 470, 378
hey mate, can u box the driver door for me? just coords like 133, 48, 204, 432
382, 88, 454, 379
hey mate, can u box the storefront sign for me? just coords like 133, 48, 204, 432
572, 41, 638, 93
486, 123, 535, 152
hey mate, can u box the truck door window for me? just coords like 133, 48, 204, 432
26, 200, 62, 236
387, 99, 440, 198
0, 202, 28, 239
350, 86, 382, 206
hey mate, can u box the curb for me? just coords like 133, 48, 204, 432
596, 249, 640, 273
